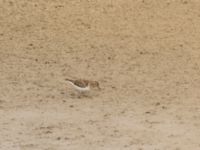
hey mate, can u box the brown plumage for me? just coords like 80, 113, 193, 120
65, 78, 100, 91
65, 79, 89, 88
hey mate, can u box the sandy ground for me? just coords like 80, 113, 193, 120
1, 0, 200, 150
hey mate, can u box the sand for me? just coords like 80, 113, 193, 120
1, 0, 200, 149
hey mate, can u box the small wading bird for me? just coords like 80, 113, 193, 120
65, 78, 100, 93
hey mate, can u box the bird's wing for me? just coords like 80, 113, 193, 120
73, 80, 89, 88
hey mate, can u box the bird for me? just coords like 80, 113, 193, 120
65, 78, 100, 93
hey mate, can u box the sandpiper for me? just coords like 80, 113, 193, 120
65, 78, 100, 93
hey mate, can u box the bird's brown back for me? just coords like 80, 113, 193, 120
65, 78, 99, 88
73, 80, 89, 88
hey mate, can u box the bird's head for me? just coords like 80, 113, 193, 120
89, 81, 101, 90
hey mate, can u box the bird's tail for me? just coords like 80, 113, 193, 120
65, 78, 76, 88
65, 78, 74, 82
